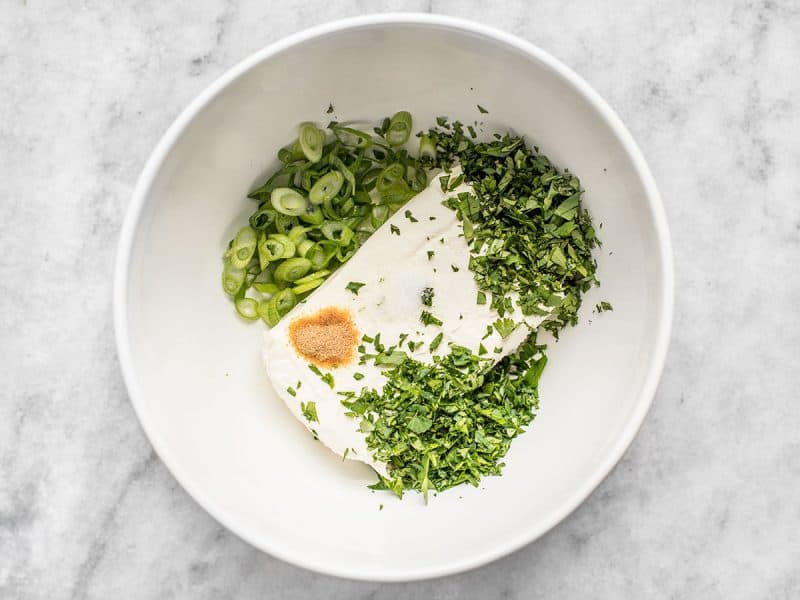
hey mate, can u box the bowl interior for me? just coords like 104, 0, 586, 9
119, 19, 669, 580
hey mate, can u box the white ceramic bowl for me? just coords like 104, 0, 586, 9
115, 14, 672, 581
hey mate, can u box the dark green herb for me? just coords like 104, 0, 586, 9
421, 287, 434, 307
451, 264, 460, 272
429, 332, 444, 352
427, 119, 599, 338
390, 224, 400, 236
420, 311, 443, 326
404, 210, 419, 223
596, 301, 613, 312
427, 250, 435, 260
477, 104, 489, 114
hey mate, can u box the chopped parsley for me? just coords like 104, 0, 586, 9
390, 224, 400, 236
427, 250, 435, 260
421, 287, 434, 307
342, 336, 547, 499
493, 318, 516, 339
300, 401, 318, 423
326, 103, 334, 114
346, 281, 366, 295
477, 104, 489, 114
420, 311, 443, 327
451, 264, 460, 272
286, 386, 297, 397
429, 332, 444, 352
596, 301, 613, 312
404, 210, 418, 223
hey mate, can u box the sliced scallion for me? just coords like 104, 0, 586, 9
235, 297, 259, 320
419, 134, 436, 160
309, 170, 344, 204
298, 122, 325, 163
320, 221, 354, 246
271, 187, 309, 216
222, 260, 246, 296
386, 110, 412, 146
292, 278, 325, 295
274, 257, 312, 282
228, 226, 257, 269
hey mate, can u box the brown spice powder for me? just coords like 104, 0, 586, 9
288, 306, 359, 368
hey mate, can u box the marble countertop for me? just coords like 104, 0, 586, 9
2, 1, 798, 598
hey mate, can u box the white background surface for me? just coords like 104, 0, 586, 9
1, 1, 798, 598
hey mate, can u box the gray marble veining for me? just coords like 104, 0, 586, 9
1, 1, 799, 598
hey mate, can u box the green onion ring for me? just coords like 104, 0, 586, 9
298, 122, 325, 163
274, 257, 312, 282
309, 170, 344, 204
270, 187, 309, 216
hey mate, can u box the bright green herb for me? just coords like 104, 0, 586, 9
286, 386, 297, 397
301, 401, 319, 423
596, 301, 613, 312
346, 281, 366, 295
353, 372, 365, 381
341, 335, 547, 498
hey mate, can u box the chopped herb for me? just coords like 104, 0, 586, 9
326, 103, 334, 114
429, 216, 437, 221
300, 401, 318, 423
296, 380, 302, 389
478, 343, 487, 355
493, 318, 516, 339
404, 210, 418, 223
421, 287, 434, 307
477, 291, 487, 305
346, 281, 366, 295
308, 364, 322, 377
341, 335, 548, 497
375, 350, 409, 367
451, 264, 460, 272
343, 447, 350, 460
426, 121, 600, 338
429, 332, 444, 352
321, 372, 335, 388
390, 224, 400, 236
420, 311, 443, 327
439, 174, 450, 191
477, 104, 489, 113
379, 504, 384, 511
362, 334, 374, 343
427, 250, 435, 260
353, 372, 365, 380
286, 386, 297, 397
596, 301, 614, 312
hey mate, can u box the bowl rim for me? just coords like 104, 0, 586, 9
114, 12, 674, 582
